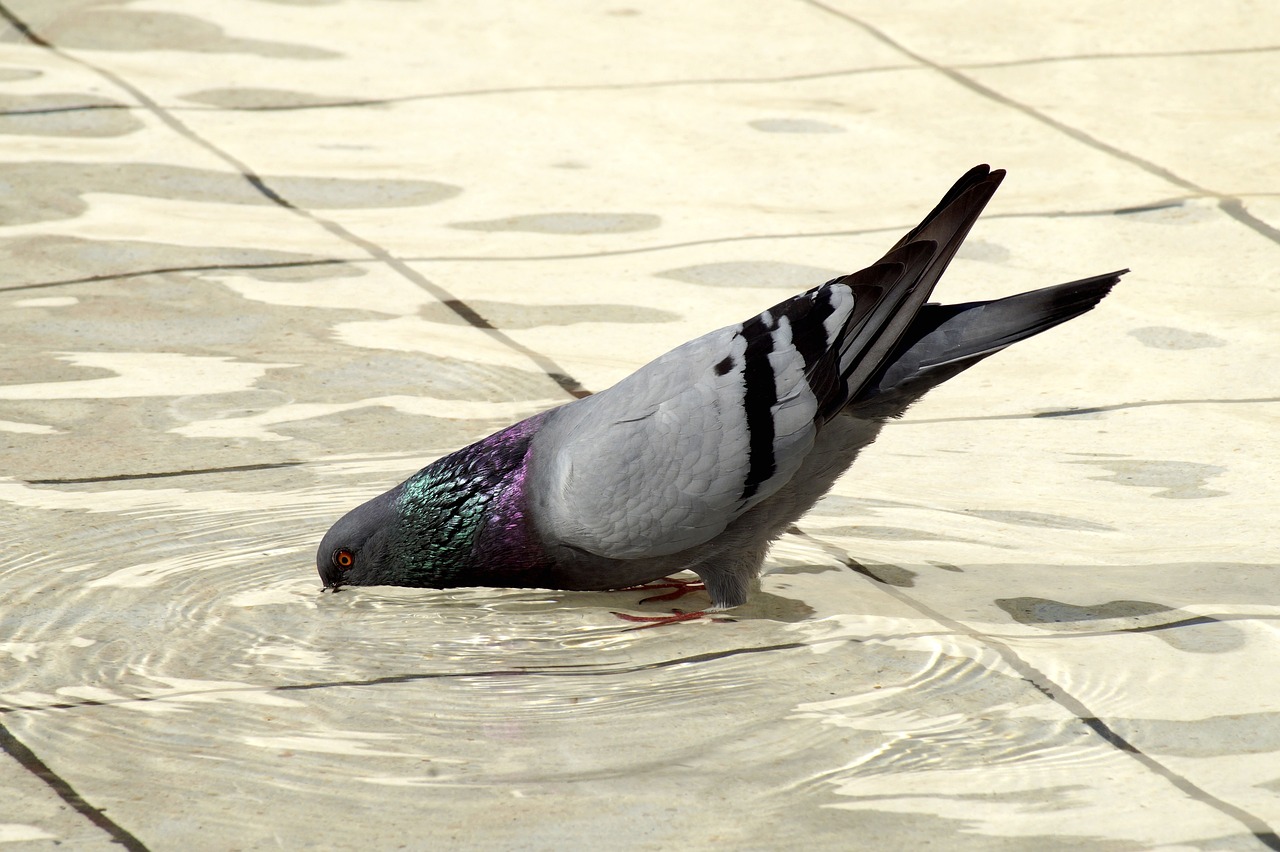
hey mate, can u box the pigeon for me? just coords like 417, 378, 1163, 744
318, 165, 1125, 610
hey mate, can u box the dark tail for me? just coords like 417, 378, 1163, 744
833, 165, 1005, 401
856, 269, 1126, 409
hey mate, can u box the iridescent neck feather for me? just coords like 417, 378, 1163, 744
392, 413, 553, 586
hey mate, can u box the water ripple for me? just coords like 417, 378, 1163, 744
3, 458, 1266, 846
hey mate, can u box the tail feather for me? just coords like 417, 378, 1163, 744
858, 269, 1127, 405
886, 164, 997, 253
835, 166, 1006, 399
787, 165, 1122, 422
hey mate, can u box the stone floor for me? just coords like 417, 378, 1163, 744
1, 2, 1278, 849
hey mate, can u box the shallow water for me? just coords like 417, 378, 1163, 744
5, 428, 1280, 848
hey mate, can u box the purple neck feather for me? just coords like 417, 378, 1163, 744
468, 411, 555, 581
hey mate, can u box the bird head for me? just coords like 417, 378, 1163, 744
316, 418, 549, 592
316, 486, 405, 590
316, 461, 499, 591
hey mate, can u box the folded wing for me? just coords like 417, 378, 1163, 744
527, 166, 1007, 560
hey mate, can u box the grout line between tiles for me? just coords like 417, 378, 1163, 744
0, 642, 813, 717
799, 0, 1280, 251
0, 102, 132, 116
1218, 199, 1280, 244
0, 257, 365, 293
4, 608, 1278, 715
165, 64, 919, 111
0, 719, 149, 851
0, 199, 1208, 294
4, 44, 1273, 117
791, 526, 1280, 848
0, 3, 590, 400
802, 0, 1201, 191
25, 461, 306, 485
900, 396, 1280, 424
958, 43, 1280, 70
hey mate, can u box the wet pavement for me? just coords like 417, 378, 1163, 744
1, 2, 1278, 849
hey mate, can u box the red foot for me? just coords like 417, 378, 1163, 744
624, 577, 707, 604
611, 578, 733, 628
610, 608, 711, 630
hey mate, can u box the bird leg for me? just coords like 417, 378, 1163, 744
624, 576, 707, 604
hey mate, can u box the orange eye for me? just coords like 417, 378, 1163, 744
333, 549, 355, 570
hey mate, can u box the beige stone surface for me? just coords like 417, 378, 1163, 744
0, 1, 1277, 849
